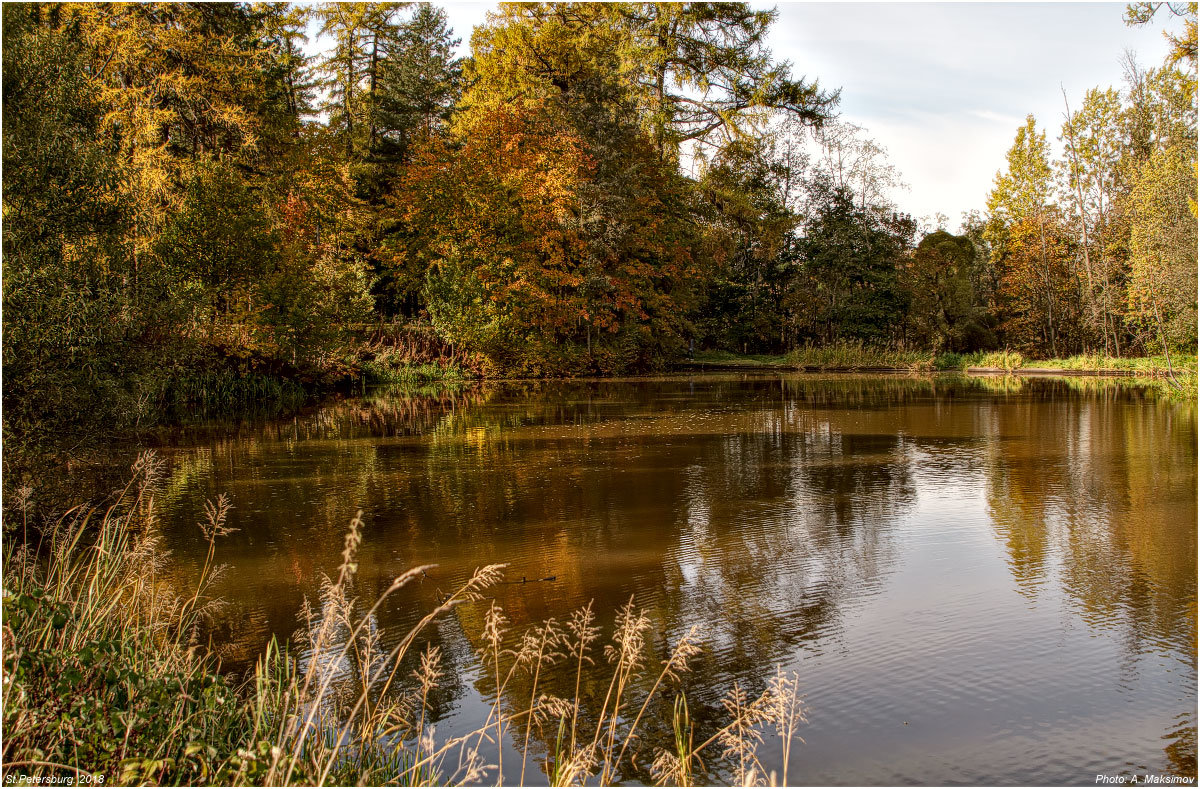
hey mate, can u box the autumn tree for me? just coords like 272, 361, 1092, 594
1060, 87, 1126, 354
3, 2, 379, 452
986, 115, 1085, 355
1114, 46, 1197, 354
1125, 147, 1198, 351
391, 4, 706, 373
1125, 2, 1198, 73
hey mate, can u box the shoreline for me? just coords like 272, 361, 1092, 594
674, 359, 1193, 379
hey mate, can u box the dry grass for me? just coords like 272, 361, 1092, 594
3, 454, 809, 786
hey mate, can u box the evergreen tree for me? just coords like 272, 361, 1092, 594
376, 4, 463, 165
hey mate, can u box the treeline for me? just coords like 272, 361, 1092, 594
2, 1, 844, 444
978, 3, 1198, 361
3, 3, 1197, 451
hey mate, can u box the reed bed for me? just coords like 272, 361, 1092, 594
3, 453, 806, 786
360, 353, 468, 386
973, 349, 1025, 371
137, 371, 309, 416
786, 341, 935, 371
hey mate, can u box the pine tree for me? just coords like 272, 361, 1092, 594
376, 4, 463, 165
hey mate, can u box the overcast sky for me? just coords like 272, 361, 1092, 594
322, 2, 1178, 232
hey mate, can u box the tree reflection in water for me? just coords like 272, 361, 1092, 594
145, 374, 1195, 784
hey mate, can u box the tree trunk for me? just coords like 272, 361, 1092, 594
344, 34, 355, 160
368, 32, 379, 152
1062, 90, 1103, 354
1036, 212, 1057, 357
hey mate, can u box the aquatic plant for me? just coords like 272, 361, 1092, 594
360, 355, 467, 386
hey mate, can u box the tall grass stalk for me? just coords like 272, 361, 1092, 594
5, 456, 809, 786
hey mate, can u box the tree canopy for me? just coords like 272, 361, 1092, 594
3, 1, 1196, 453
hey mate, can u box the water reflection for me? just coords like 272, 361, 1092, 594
147, 374, 1196, 784
982, 386, 1197, 778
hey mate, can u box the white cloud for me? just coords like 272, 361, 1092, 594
763, 2, 1175, 228
967, 109, 1027, 126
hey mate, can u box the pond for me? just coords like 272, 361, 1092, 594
151, 373, 1196, 785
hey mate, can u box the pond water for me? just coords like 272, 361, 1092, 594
152, 374, 1197, 785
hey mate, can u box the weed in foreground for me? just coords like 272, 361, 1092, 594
3, 454, 808, 786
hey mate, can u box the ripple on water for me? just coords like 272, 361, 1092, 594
150, 374, 1196, 785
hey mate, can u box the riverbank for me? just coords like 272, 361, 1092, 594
680, 347, 1198, 394
10, 336, 1193, 487
1, 323, 476, 485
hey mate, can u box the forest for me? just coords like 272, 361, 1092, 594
3, 4, 1198, 787
3, 1, 1197, 460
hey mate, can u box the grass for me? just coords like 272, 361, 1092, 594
970, 350, 1026, 372
936, 350, 1196, 398
690, 344, 1196, 400
1023, 352, 1197, 374
783, 345, 1019, 373
787, 342, 936, 371
359, 345, 469, 386
691, 349, 792, 367
932, 349, 1197, 375
696, 343, 937, 371
3, 454, 808, 786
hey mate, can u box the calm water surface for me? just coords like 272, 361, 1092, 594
153, 374, 1197, 785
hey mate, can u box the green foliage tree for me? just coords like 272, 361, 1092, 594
376, 4, 463, 165
2, 4, 138, 451
608, 3, 839, 159
694, 139, 799, 353
961, 209, 1000, 316
313, 2, 407, 163
902, 231, 988, 351
794, 180, 915, 345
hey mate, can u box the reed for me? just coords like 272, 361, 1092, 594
360, 351, 468, 387
160, 371, 310, 415
975, 349, 1025, 371
786, 341, 935, 371
3, 455, 808, 786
